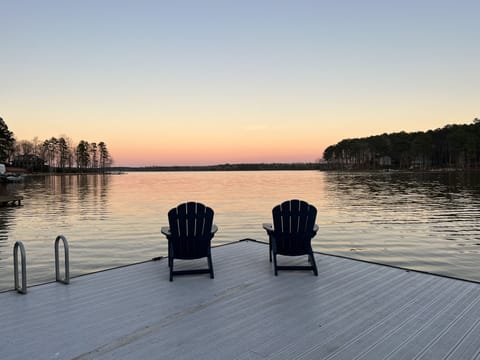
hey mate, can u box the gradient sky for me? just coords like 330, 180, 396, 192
2, 0, 479, 166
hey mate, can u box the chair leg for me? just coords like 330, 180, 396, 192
168, 242, 172, 268
310, 252, 318, 276
269, 237, 272, 262
273, 253, 279, 276
208, 254, 214, 279
169, 259, 174, 281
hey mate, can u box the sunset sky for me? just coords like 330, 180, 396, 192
2, 1, 479, 166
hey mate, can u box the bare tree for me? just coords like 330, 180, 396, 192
42, 137, 59, 170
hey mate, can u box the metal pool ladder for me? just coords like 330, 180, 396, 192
13, 235, 70, 294
13, 241, 27, 294
55, 235, 70, 284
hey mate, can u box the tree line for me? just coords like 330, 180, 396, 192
0, 116, 113, 172
120, 162, 321, 172
323, 119, 480, 170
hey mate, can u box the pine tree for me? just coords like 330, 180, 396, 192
0, 117, 15, 163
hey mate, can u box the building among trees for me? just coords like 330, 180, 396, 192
12, 155, 46, 172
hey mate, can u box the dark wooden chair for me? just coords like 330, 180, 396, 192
263, 199, 319, 276
161, 202, 217, 281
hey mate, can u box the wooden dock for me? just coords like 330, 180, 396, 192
0, 195, 23, 206
1, 240, 479, 359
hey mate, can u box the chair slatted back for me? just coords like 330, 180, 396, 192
272, 199, 317, 256
168, 202, 214, 259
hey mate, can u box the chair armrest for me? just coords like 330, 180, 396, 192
312, 224, 319, 236
161, 226, 171, 237
262, 223, 274, 234
211, 224, 218, 235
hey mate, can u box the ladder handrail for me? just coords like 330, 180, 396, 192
13, 241, 27, 294
55, 235, 70, 284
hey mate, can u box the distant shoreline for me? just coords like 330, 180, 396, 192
107, 164, 480, 173
11, 162, 480, 176
12, 162, 325, 176
111, 163, 324, 172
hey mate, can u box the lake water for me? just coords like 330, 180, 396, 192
1, 170, 479, 291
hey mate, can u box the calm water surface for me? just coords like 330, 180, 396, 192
1, 170, 479, 291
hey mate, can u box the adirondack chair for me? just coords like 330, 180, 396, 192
161, 202, 217, 281
263, 199, 319, 276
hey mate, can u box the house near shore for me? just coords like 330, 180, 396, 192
12, 154, 46, 172
377, 155, 392, 167
410, 156, 432, 169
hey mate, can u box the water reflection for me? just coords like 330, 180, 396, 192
325, 171, 480, 198
1, 170, 480, 291
0, 174, 112, 291
321, 171, 480, 281
323, 171, 480, 220
0, 208, 13, 261
0, 181, 25, 268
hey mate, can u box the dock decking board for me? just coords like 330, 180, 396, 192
1, 240, 479, 359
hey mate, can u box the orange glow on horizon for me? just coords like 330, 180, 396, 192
111, 142, 325, 167
108, 126, 329, 166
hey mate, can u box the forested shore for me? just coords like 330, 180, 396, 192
323, 119, 480, 170
3, 115, 480, 173
0, 116, 112, 172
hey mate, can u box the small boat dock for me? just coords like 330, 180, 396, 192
1, 240, 479, 359
0, 195, 23, 206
